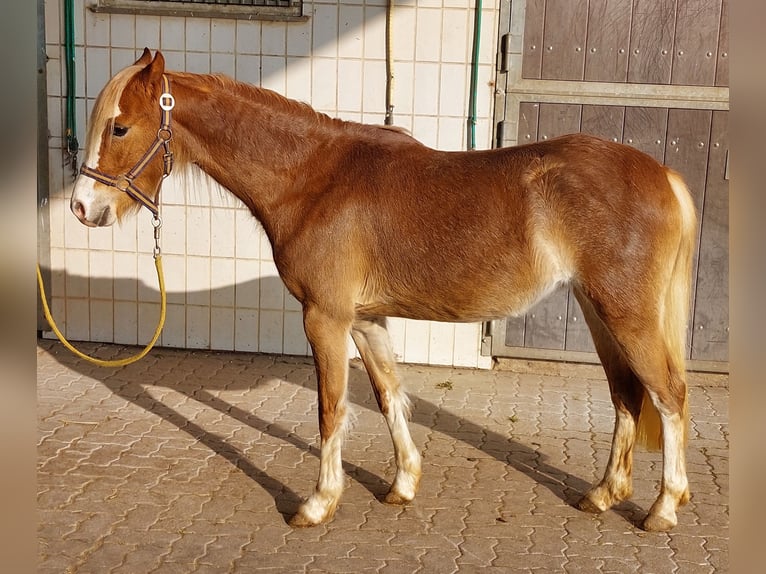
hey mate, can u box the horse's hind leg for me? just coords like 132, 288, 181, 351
630, 349, 690, 532
574, 288, 643, 514
351, 316, 422, 504
575, 288, 690, 532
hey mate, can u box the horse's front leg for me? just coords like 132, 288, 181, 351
289, 304, 352, 527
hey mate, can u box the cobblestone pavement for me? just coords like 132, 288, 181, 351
37, 340, 729, 573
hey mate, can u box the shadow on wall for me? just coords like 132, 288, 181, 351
39, 325, 648, 528
40, 270, 310, 356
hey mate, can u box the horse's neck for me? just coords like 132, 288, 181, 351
170, 73, 333, 236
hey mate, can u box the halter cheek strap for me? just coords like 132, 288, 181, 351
79, 74, 175, 218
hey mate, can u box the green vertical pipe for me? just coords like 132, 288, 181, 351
64, 0, 78, 175
467, 0, 483, 149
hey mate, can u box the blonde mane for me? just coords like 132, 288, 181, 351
86, 65, 416, 167
83, 64, 144, 162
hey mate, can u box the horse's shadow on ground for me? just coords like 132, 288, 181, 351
42, 338, 650, 529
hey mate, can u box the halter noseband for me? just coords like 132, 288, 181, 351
79, 74, 175, 218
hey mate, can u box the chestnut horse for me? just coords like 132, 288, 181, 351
71, 50, 697, 531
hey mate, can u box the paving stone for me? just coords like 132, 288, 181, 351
598, 556, 642, 573
38, 530, 93, 565
233, 547, 314, 572
456, 534, 498, 567
161, 532, 218, 567
705, 542, 729, 572
563, 558, 606, 573
633, 543, 676, 572
75, 541, 137, 573
110, 546, 165, 574
495, 551, 568, 571
37, 340, 729, 573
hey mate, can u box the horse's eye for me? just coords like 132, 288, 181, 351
112, 125, 129, 137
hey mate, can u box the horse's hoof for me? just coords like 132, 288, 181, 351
384, 490, 412, 506
289, 495, 339, 528
641, 513, 676, 532
576, 496, 605, 514
289, 512, 321, 528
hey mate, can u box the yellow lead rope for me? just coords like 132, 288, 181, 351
36, 255, 167, 367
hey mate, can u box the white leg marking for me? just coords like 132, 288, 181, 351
294, 423, 347, 526
643, 389, 689, 531
386, 390, 421, 503
661, 411, 688, 496
648, 411, 688, 524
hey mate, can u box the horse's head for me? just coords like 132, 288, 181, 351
71, 48, 173, 227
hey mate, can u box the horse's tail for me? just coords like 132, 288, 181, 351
635, 168, 697, 451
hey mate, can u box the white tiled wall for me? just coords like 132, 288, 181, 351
43, 0, 498, 369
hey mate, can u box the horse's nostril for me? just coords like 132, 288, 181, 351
72, 199, 86, 220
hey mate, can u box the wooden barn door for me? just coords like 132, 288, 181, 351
487, 0, 729, 370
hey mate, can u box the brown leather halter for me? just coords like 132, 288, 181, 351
79, 74, 175, 218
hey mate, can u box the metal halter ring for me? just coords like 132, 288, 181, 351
159, 92, 175, 111
114, 175, 132, 192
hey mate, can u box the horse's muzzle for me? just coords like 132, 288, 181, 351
70, 195, 113, 227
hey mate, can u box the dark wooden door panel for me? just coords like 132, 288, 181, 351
537, 103, 582, 140
522, 0, 546, 79
581, 104, 625, 141
623, 107, 669, 162
671, 0, 723, 86
541, 0, 588, 81
664, 109, 712, 219
504, 315, 526, 348
584, 0, 632, 82
523, 287, 570, 351
520, 0, 727, 88
691, 110, 729, 361
715, 0, 729, 86
565, 293, 596, 353
627, 0, 677, 84
518, 102, 540, 144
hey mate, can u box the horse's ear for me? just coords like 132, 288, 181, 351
134, 47, 152, 66
136, 50, 166, 88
